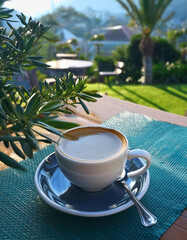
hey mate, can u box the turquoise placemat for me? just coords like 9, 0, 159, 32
0, 111, 187, 240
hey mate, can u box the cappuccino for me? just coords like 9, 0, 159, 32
55, 125, 151, 191
58, 127, 126, 161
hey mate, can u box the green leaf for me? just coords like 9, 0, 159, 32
0, 136, 26, 142
0, 8, 14, 15
27, 56, 43, 61
16, 13, 27, 25
37, 139, 52, 144
0, 151, 26, 171
10, 142, 25, 159
54, 76, 63, 87
24, 132, 39, 150
0, 34, 12, 41
77, 93, 97, 102
25, 36, 35, 53
20, 140, 33, 159
83, 90, 102, 98
16, 104, 24, 116
78, 97, 89, 114
24, 92, 41, 116
56, 109, 73, 114
38, 100, 64, 113
38, 80, 43, 93
36, 121, 64, 137
13, 29, 22, 40
0, 110, 7, 120
32, 129, 58, 144
43, 35, 59, 42
3, 140, 9, 148
22, 86, 31, 97
16, 87, 27, 103
5, 41, 22, 52
27, 44, 42, 55
30, 60, 50, 68
6, 22, 13, 29
40, 119, 79, 129
1, 99, 14, 120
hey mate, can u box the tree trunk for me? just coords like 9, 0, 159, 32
142, 55, 153, 85
139, 37, 155, 85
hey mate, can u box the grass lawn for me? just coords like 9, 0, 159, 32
86, 83, 187, 116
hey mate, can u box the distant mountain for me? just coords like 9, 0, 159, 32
61, 0, 187, 23
165, 0, 187, 21
61, 0, 124, 14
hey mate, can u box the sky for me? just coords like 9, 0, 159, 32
4, 0, 124, 18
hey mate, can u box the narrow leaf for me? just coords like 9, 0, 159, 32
27, 56, 43, 61
38, 100, 64, 113
37, 139, 52, 144
5, 41, 22, 52
56, 109, 73, 114
78, 97, 89, 114
30, 60, 50, 68
40, 119, 79, 129
0, 151, 26, 171
43, 35, 59, 42
10, 142, 25, 159
25, 36, 35, 53
36, 121, 64, 137
20, 140, 33, 159
3, 140, 9, 148
83, 91, 102, 98
0, 34, 12, 41
24, 92, 41, 116
32, 129, 58, 144
24, 132, 39, 150
0, 136, 26, 142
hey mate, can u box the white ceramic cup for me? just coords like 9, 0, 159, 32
55, 125, 151, 192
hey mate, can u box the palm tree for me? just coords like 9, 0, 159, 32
116, 0, 174, 84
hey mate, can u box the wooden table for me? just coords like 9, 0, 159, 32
0, 95, 186, 239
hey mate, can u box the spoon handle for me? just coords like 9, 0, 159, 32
120, 180, 157, 227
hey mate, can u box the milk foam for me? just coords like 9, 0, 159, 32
59, 129, 124, 161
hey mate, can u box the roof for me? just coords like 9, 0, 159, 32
56, 28, 82, 42
103, 25, 139, 42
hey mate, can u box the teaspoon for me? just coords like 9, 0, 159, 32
117, 171, 157, 227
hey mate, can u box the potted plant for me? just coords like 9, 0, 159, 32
0, 0, 101, 171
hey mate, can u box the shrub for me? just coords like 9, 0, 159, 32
153, 62, 187, 84
153, 38, 181, 64
126, 34, 143, 69
112, 34, 182, 84
94, 55, 115, 71
112, 34, 142, 83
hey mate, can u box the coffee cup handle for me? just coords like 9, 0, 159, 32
127, 149, 151, 178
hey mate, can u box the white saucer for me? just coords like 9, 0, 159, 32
35, 152, 150, 217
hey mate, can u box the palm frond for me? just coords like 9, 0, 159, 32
116, 0, 141, 26
127, 0, 143, 25
151, 0, 173, 30
161, 12, 175, 25
116, 0, 174, 34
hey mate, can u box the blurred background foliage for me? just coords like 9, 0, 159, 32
26, 2, 187, 86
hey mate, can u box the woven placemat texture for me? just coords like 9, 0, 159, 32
0, 111, 187, 240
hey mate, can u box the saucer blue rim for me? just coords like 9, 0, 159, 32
35, 152, 150, 217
